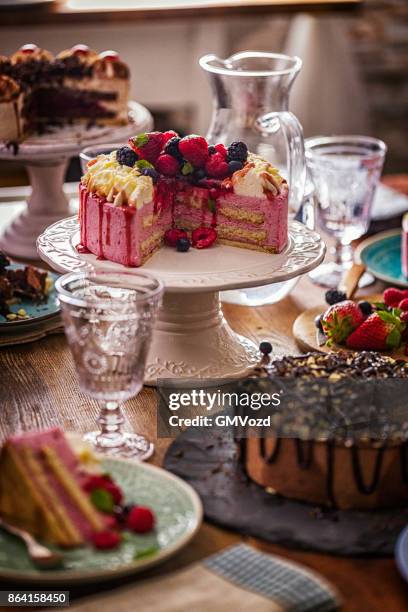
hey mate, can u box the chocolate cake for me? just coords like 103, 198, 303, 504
239, 351, 408, 510
0, 44, 130, 142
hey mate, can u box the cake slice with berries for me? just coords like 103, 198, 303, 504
79, 131, 288, 267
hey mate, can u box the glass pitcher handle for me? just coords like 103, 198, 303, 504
256, 111, 306, 219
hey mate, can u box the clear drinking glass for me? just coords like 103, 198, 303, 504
306, 135, 386, 287
56, 269, 164, 460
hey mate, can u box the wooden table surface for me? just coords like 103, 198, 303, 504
1, 272, 408, 610
0, 0, 361, 28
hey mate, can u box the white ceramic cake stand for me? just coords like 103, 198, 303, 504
37, 217, 325, 385
0, 102, 153, 260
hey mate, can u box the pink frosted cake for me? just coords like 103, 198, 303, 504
402, 213, 408, 278
79, 132, 288, 267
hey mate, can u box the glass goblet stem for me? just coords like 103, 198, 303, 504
96, 400, 126, 449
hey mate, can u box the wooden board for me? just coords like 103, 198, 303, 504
292, 295, 408, 361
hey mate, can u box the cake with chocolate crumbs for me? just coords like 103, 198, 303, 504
239, 351, 408, 510
0, 44, 129, 142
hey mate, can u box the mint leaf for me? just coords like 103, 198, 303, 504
135, 133, 149, 147
134, 545, 159, 560
208, 198, 216, 213
181, 162, 194, 176
90, 488, 114, 513
136, 160, 154, 170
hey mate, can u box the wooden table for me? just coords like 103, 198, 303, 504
1, 271, 408, 610
0, 0, 361, 28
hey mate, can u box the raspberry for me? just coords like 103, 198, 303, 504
205, 153, 229, 179
401, 311, 408, 323
399, 298, 408, 311
162, 130, 179, 145
91, 530, 121, 550
82, 474, 123, 505
214, 143, 227, 158
227, 141, 248, 163
156, 154, 180, 176
116, 146, 138, 167
164, 137, 183, 161
383, 288, 408, 307
129, 132, 164, 163
179, 135, 209, 168
127, 506, 155, 533
164, 228, 188, 247
192, 227, 217, 249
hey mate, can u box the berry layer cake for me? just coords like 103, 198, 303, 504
0, 44, 129, 142
0, 427, 156, 550
239, 351, 408, 510
79, 132, 288, 266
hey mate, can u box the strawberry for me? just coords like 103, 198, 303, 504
156, 154, 180, 176
346, 310, 405, 351
383, 288, 408, 307
321, 300, 364, 345
164, 228, 187, 247
128, 132, 164, 163
191, 227, 217, 249
127, 506, 155, 533
178, 135, 209, 168
205, 152, 229, 179
399, 298, 408, 311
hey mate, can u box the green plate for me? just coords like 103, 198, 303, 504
0, 264, 60, 327
356, 230, 408, 288
0, 458, 202, 584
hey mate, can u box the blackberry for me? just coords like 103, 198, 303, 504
176, 237, 191, 252
116, 146, 138, 167
142, 167, 159, 184
259, 341, 273, 355
358, 300, 373, 316
228, 160, 243, 174
0, 251, 10, 271
325, 288, 347, 305
227, 141, 248, 163
164, 137, 183, 161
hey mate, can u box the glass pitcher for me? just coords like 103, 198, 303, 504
199, 51, 307, 306
199, 51, 306, 218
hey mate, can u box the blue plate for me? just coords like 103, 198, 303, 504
395, 525, 408, 583
0, 265, 59, 328
357, 230, 408, 288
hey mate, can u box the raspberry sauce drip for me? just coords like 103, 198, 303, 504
96, 200, 105, 260
77, 185, 90, 254
124, 206, 135, 267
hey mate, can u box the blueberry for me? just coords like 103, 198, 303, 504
314, 314, 324, 331
142, 167, 159, 184
228, 160, 243, 174
176, 237, 191, 252
116, 146, 138, 167
358, 300, 372, 315
227, 141, 248, 163
208, 145, 217, 155
193, 168, 206, 183
164, 137, 183, 161
325, 288, 347, 306
259, 341, 273, 355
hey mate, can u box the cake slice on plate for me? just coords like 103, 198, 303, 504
0, 428, 108, 547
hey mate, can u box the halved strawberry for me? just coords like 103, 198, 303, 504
346, 310, 405, 351
128, 132, 164, 163
321, 300, 364, 345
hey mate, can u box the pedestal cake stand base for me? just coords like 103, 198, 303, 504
37, 218, 326, 383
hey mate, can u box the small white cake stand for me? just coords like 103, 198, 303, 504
0, 102, 153, 260
37, 217, 325, 385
